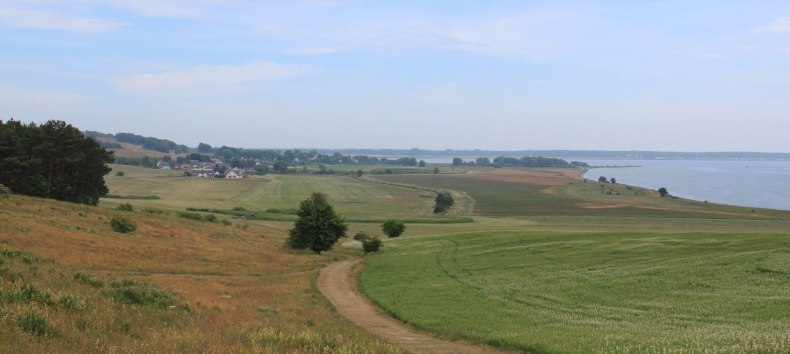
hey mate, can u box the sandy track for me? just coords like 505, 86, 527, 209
317, 259, 516, 354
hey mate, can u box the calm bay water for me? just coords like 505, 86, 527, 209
582, 159, 790, 211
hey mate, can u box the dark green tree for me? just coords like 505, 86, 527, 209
0, 119, 113, 205
658, 187, 669, 197
433, 167, 440, 174
361, 236, 382, 254
598, 176, 608, 183
356, 169, 363, 177
434, 191, 455, 213
287, 193, 348, 254
418, 160, 426, 167
273, 161, 289, 173
197, 142, 213, 153
381, 220, 406, 238
452, 157, 463, 166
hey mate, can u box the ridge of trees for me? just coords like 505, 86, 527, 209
83, 131, 188, 153
1, 120, 114, 205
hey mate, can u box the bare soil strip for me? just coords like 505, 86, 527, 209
317, 259, 516, 354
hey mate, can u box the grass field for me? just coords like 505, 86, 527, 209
9, 161, 790, 352
104, 165, 450, 220
360, 166, 790, 353
0, 194, 401, 353
361, 231, 790, 353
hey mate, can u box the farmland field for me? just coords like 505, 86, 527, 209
361, 231, 790, 353
104, 165, 451, 220
361, 167, 790, 353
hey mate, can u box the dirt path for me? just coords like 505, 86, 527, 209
317, 259, 516, 354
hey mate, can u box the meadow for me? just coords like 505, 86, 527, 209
6, 159, 790, 353
0, 194, 401, 353
104, 165, 452, 220
361, 230, 790, 353
360, 167, 790, 353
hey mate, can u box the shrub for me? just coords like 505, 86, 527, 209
361, 236, 382, 254
658, 187, 669, 197
58, 294, 88, 311
353, 231, 372, 241
116, 203, 133, 211
107, 279, 177, 308
73, 271, 104, 288
381, 220, 406, 238
221, 219, 232, 226
18, 310, 55, 336
176, 211, 204, 221
0, 183, 11, 196
115, 171, 125, 177
232, 206, 247, 211
205, 214, 217, 222
110, 216, 137, 233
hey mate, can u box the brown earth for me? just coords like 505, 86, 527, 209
317, 259, 518, 354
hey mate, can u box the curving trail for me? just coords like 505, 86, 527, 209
317, 259, 516, 354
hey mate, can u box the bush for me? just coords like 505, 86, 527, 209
116, 203, 133, 211
74, 272, 104, 288
658, 187, 669, 197
353, 231, 372, 241
107, 279, 177, 308
115, 171, 125, 177
0, 183, 11, 196
18, 310, 55, 336
221, 219, 232, 226
361, 236, 382, 254
381, 220, 406, 238
110, 216, 137, 233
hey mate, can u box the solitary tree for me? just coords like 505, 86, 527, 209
433, 167, 440, 174
452, 157, 463, 166
382, 220, 406, 238
610, 177, 617, 184
658, 187, 669, 197
287, 193, 348, 254
598, 176, 608, 183
434, 192, 455, 213
418, 160, 426, 167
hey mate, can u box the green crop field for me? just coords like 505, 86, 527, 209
104, 165, 449, 220
361, 230, 790, 353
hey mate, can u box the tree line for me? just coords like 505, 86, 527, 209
453, 156, 587, 168
84, 131, 188, 153
1, 120, 114, 205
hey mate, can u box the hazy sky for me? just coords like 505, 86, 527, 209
2, 1, 790, 151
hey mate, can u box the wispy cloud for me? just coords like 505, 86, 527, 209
114, 61, 308, 95
0, 2, 123, 32
753, 16, 790, 33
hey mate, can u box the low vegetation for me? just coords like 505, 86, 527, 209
109, 216, 136, 233
381, 220, 406, 237
362, 231, 790, 353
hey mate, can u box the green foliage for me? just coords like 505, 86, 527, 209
106, 279, 177, 308
0, 119, 114, 205
433, 192, 455, 214
104, 194, 160, 200
18, 310, 55, 336
115, 171, 125, 177
598, 176, 608, 183
433, 167, 440, 174
110, 216, 137, 233
361, 236, 382, 254
197, 142, 213, 153
362, 231, 790, 353
353, 231, 372, 241
73, 272, 104, 288
658, 187, 669, 197
0, 183, 11, 196
381, 220, 406, 238
114, 132, 188, 153
287, 192, 348, 254
115, 203, 134, 211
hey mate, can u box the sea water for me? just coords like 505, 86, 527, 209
582, 159, 790, 211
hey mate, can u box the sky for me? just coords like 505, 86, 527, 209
1, 1, 790, 152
